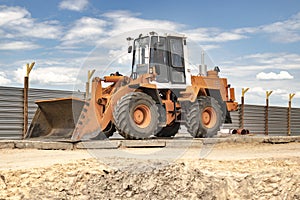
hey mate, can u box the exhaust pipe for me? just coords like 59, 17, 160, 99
199, 50, 207, 76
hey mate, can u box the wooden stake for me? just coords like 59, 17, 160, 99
240, 88, 249, 129
23, 62, 35, 138
287, 93, 295, 136
265, 91, 273, 135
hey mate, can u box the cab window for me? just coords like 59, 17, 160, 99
150, 37, 169, 83
170, 38, 185, 83
170, 38, 184, 68
133, 37, 150, 77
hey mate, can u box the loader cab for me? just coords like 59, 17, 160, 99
131, 33, 191, 88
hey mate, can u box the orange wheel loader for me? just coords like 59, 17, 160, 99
26, 32, 238, 141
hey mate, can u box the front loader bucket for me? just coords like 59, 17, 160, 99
26, 98, 85, 140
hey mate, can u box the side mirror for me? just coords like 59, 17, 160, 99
128, 46, 132, 53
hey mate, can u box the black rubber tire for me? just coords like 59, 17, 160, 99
185, 101, 203, 137
155, 122, 180, 137
185, 96, 224, 138
113, 92, 159, 139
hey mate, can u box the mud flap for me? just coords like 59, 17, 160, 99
25, 98, 85, 140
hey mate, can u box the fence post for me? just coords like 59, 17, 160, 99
265, 91, 273, 135
85, 69, 95, 99
287, 93, 295, 136
240, 88, 249, 129
23, 62, 35, 138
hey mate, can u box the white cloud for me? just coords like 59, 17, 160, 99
102, 10, 183, 36
9, 19, 61, 39
60, 11, 183, 48
58, 10, 245, 49
61, 17, 107, 46
200, 44, 220, 50
221, 52, 300, 78
0, 5, 62, 40
249, 87, 288, 97
273, 89, 289, 96
234, 27, 259, 35
251, 87, 265, 94
234, 86, 296, 105
59, 0, 89, 11
0, 5, 29, 26
256, 71, 294, 80
234, 12, 300, 43
31, 67, 79, 85
13, 66, 80, 85
253, 87, 289, 97
184, 11, 300, 44
260, 12, 300, 43
11, 57, 86, 87
239, 53, 291, 67
58, 10, 300, 50
220, 52, 300, 107
0, 41, 39, 50
0, 72, 11, 85
184, 28, 247, 43
108, 48, 132, 65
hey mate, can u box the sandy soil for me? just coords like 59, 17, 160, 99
0, 142, 300, 199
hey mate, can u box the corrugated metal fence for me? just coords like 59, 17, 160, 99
0, 86, 300, 139
0, 86, 84, 139
222, 105, 300, 136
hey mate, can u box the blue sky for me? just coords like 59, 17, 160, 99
0, 0, 300, 107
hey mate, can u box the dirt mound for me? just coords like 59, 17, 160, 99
1, 157, 299, 200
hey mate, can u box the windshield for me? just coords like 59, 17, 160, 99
133, 36, 150, 77
150, 36, 167, 65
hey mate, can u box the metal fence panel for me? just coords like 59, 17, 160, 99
243, 105, 265, 134
1, 86, 300, 139
221, 110, 239, 130
268, 106, 288, 135
223, 104, 300, 136
291, 108, 300, 134
0, 87, 23, 139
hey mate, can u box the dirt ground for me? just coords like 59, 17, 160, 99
0, 142, 300, 199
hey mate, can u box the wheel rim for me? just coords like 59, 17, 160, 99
133, 104, 151, 128
201, 107, 217, 128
